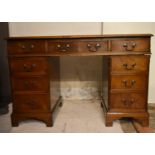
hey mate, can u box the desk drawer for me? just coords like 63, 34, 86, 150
12, 76, 49, 92
47, 40, 78, 54
111, 75, 147, 90
13, 94, 50, 113
111, 38, 150, 52
10, 58, 48, 75
110, 56, 149, 73
110, 93, 146, 112
47, 40, 108, 55
78, 40, 108, 53
8, 40, 45, 55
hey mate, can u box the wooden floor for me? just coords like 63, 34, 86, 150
120, 103, 155, 133
132, 121, 154, 133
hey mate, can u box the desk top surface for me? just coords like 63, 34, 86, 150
7, 34, 153, 40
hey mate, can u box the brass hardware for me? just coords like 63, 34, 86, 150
57, 44, 70, 52
132, 43, 136, 47
123, 42, 136, 51
21, 45, 26, 49
87, 43, 101, 52
23, 64, 36, 72
121, 98, 128, 106
57, 44, 61, 48
121, 98, 135, 107
123, 63, 136, 70
30, 44, 35, 49
123, 43, 127, 47
31, 64, 36, 68
96, 43, 101, 47
131, 80, 136, 85
66, 44, 70, 48
122, 80, 136, 88
24, 81, 35, 89
130, 98, 135, 104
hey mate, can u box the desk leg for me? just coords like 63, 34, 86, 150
105, 118, 113, 127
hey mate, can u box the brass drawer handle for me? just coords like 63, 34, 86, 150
21, 44, 35, 50
123, 42, 136, 51
24, 81, 35, 89
87, 43, 101, 52
23, 64, 36, 72
122, 80, 136, 88
57, 44, 70, 52
121, 98, 135, 107
123, 63, 136, 70
30, 44, 35, 49
21, 45, 26, 49
26, 99, 37, 109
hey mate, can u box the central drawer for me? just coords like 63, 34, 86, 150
110, 75, 147, 90
47, 39, 108, 55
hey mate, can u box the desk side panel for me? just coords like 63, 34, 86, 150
48, 57, 61, 110
101, 56, 110, 109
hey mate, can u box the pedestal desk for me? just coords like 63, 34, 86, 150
7, 34, 153, 127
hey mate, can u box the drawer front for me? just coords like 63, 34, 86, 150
12, 77, 49, 92
8, 40, 45, 55
110, 93, 146, 111
10, 58, 48, 75
78, 40, 108, 53
111, 56, 149, 73
47, 40, 78, 54
111, 38, 150, 52
111, 75, 147, 90
13, 94, 50, 113
47, 40, 108, 55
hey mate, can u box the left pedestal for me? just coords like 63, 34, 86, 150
9, 57, 61, 127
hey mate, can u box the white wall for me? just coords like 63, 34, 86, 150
9, 22, 102, 36
103, 22, 155, 103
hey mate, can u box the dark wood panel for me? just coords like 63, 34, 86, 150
47, 39, 108, 55
78, 40, 108, 53
9, 57, 48, 76
110, 75, 147, 91
111, 38, 150, 52
13, 93, 50, 113
8, 40, 46, 54
110, 55, 149, 74
12, 76, 49, 92
109, 93, 146, 112
7, 34, 152, 127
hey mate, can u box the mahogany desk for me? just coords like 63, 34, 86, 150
7, 34, 153, 127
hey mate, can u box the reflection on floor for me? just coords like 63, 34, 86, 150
120, 104, 155, 133
0, 100, 123, 133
